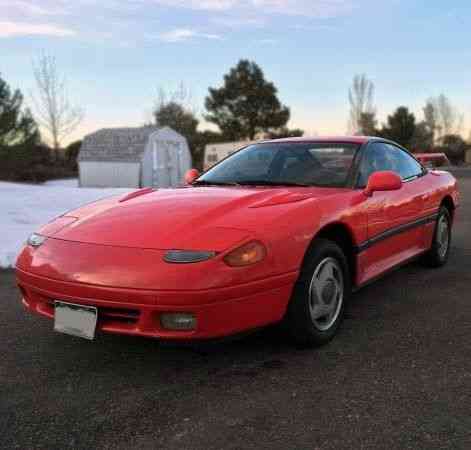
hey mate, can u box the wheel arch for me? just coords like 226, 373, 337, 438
440, 195, 455, 221
303, 222, 358, 286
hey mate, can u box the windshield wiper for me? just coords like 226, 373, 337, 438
192, 180, 241, 187
236, 180, 313, 187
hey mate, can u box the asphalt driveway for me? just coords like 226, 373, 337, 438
1, 177, 470, 450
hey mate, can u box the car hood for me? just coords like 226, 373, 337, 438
39, 186, 344, 251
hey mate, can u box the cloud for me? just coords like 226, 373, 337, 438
292, 23, 339, 31
0, 21, 75, 38
158, 28, 223, 42
256, 38, 278, 45
0, 0, 358, 44
250, 0, 355, 18
150, 0, 355, 17
149, 0, 237, 11
0, 0, 69, 16
210, 16, 266, 28
3, 0, 357, 18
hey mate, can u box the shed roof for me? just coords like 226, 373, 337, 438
78, 126, 159, 162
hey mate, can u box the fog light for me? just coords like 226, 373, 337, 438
160, 313, 197, 331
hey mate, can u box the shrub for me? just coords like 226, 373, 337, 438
0, 144, 48, 182
65, 140, 82, 171
437, 134, 468, 166
0, 143, 78, 183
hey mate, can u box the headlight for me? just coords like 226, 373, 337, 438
223, 241, 266, 267
163, 250, 216, 264
27, 233, 47, 248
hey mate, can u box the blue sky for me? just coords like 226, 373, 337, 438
1, 0, 470, 144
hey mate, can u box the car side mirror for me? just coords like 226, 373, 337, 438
364, 171, 402, 197
184, 168, 200, 185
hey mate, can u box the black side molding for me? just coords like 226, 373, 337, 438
355, 212, 438, 254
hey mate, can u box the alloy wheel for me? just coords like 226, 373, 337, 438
308, 257, 344, 331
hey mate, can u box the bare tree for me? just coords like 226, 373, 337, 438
154, 81, 197, 121
152, 82, 203, 167
348, 74, 375, 135
31, 53, 83, 158
425, 94, 463, 143
423, 101, 437, 143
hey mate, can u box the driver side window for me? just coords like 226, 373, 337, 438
357, 143, 394, 188
384, 144, 424, 181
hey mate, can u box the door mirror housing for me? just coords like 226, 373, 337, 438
185, 168, 200, 185
364, 171, 402, 197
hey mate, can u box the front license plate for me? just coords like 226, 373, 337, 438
54, 301, 97, 340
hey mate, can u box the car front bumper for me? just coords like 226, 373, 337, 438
16, 268, 297, 340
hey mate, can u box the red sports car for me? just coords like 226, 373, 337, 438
16, 137, 459, 346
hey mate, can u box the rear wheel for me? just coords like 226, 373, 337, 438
284, 239, 350, 347
422, 207, 451, 268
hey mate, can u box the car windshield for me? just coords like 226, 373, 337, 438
196, 142, 360, 188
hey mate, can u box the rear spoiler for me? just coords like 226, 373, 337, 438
415, 153, 450, 168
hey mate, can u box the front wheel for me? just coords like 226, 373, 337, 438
422, 207, 452, 268
284, 239, 350, 347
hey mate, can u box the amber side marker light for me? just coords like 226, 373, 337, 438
224, 241, 267, 267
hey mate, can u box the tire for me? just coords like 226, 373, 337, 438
422, 206, 452, 268
284, 239, 351, 347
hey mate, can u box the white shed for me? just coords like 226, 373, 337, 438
78, 126, 192, 188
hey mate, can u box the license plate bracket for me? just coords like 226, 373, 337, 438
54, 301, 97, 340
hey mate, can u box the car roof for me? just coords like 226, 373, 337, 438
262, 136, 374, 145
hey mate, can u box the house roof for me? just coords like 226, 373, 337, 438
78, 126, 160, 162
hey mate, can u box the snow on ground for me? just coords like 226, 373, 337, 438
43, 178, 79, 187
0, 180, 132, 268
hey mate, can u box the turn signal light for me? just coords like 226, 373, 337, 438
224, 241, 266, 267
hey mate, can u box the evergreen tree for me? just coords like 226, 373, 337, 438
0, 73, 39, 148
0, 74, 47, 181
267, 127, 304, 139
205, 60, 299, 140
379, 107, 416, 148
154, 102, 199, 141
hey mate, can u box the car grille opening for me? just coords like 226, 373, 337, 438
98, 307, 140, 325
46, 301, 140, 325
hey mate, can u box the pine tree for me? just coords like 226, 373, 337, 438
205, 60, 299, 140
379, 107, 416, 148
0, 74, 39, 148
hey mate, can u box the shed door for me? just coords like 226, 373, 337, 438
152, 140, 182, 187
